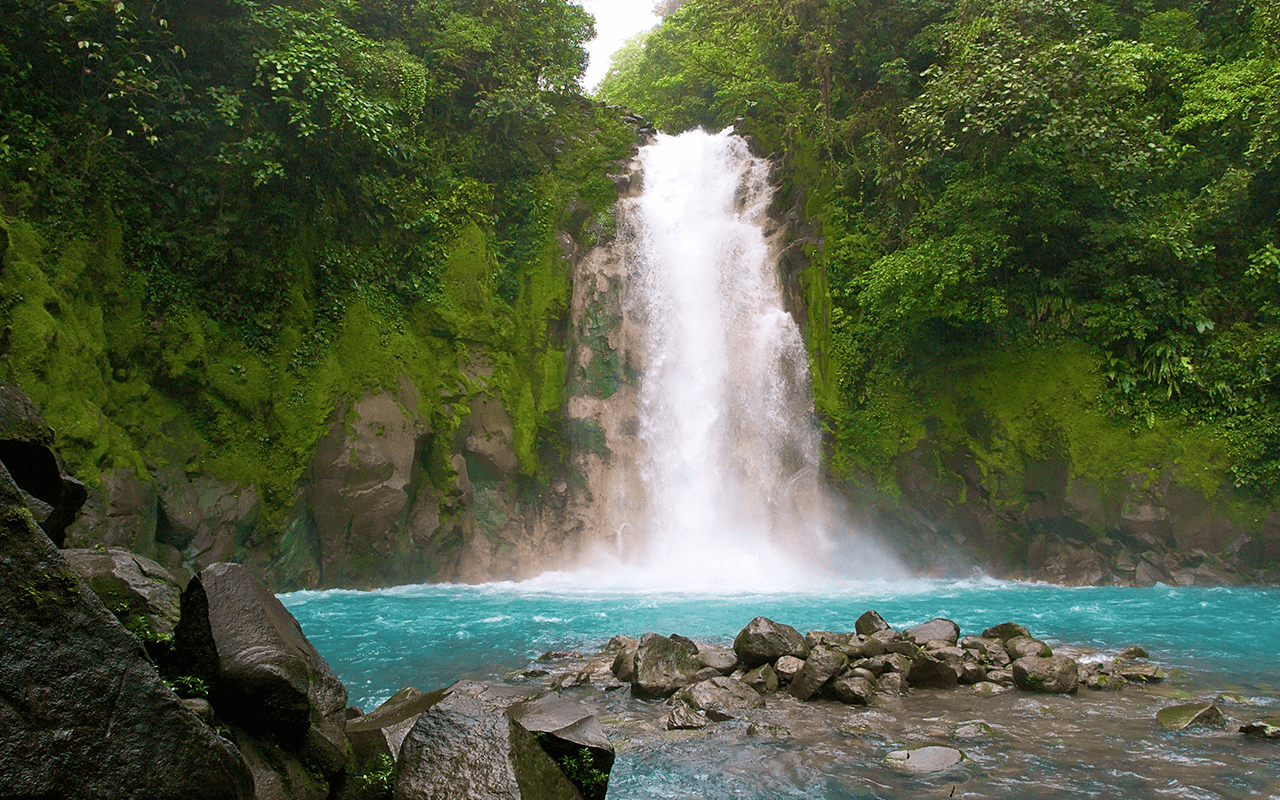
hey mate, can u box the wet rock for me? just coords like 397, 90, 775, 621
674, 676, 765, 720
347, 687, 445, 763
885, 745, 965, 774
1115, 662, 1166, 683
884, 639, 921, 658
610, 638, 639, 683
507, 694, 615, 798
864, 653, 913, 679
733, 616, 808, 668
907, 651, 959, 689
741, 664, 778, 695
1157, 703, 1226, 730
746, 721, 790, 738
173, 562, 349, 774
790, 646, 848, 700
985, 669, 1014, 686
664, 702, 707, 731
876, 673, 908, 695
981, 622, 1030, 642
1239, 719, 1280, 739
970, 681, 1009, 695
903, 618, 960, 646
1012, 655, 1079, 694
959, 661, 988, 685
829, 675, 876, 706
396, 691, 586, 799
805, 630, 854, 649
1005, 635, 1053, 660
61, 546, 182, 642
847, 636, 886, 659
1115, 645, 1150, 662
631, 633, 700, 698
855, 610, 892, 636
236, 729, 330, 800
1080, 664, 1125, 691
0, 463, 254, 800
774, 655, 805, 683
953, 721, 997, 740
0, 385, 87, 546
695, 645, 738, 674
959, 636, 1012, 668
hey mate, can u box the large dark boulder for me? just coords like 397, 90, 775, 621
0, 462, 254, 799
347, 686, 446, 764
0, 384, 87, 545
733, 617, 808, 669
1012, 655, 1079, 694
789, 646, 848, 700
981, 622, 1030, 642
854, 610, 892, 636
173, 562, 349, 774
907, 651, 960, 689
508, 693, 615, 799
395, 691, 586, 800
631, 633, 700, 698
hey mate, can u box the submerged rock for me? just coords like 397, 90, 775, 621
733, 617, 807, 669
885, 744, 965, 774
1157, 703, 1226, 730
1115, 661, 1166, 683
664, 702, 708, 731
1240, 719, 1280, 739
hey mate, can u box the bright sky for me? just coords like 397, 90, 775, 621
578, 0, 662, 91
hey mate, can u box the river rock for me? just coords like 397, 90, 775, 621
396, 691, 586, 800
696, 645, 738, 674
907, 651, 959, 689
610, 637, 640, 683
0, 462, 254, 800
1157, 703, 1226, 730
347, 686, 446, 763
664, 702, 708, 731
173, 562, 349, 774
981, 622, 1030, 642
1115, 645, 1149, 662
789, 646, 848, 700
847, 636, 886, 658
741, 663, 778, 694
829, 675, 876, 705
774, 655, 805, 683
1012, 655, 1079, 694
675, 676, 765, 720
885, 745, 965, 774
631, 632, 700, 698
903, 618, 960, 646
805, 630, 854, 649
1005, 635, 1053, 660
62, 546, 182, 642
507, 694, 614, 798
733, 616, 808, 668
855, 610, 892, 636
877, 672, 908, 695
1115, 661, 1166, 683
985, 668, 1014, 686
1240, 719, 1280, 739
959, 636, 1012, 667
864, 652, 913, 679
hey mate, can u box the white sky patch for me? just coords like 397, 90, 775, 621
578, 0, 661, 91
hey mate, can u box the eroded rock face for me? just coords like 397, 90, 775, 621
173, 562, 348, 775
62, 546, 183, 640
0, 463, 254, 800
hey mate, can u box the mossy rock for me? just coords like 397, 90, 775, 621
1156, 703, 1226, 730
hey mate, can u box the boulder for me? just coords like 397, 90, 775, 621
0, 462, 254, 800
395, 691, 586, 800
907, 651, 959, 689
1005, 635, 1053, 660
1115, 662, 1166, 683
1156, 703, 1226, 730
664, 702, 707, 731
0, 385, 87, 545
854, 610, 892, 636
959, 636, 1011, 668
173, 562, 349, 774
347, 687, 446, 763
610, 638, 639, 683
1240, 719, 1280, 739
1012, 656, 1079, 694
674, 677, 765, 720
631, 633, 699, 698
740, 664, 778, 695
507, 694, 614, 800
788, 646, 848, 700
805, 630, 854, 649
733, 617, 807, 668
773, 655, 805, 683
235, 729, 330, 800
876, 673, 907, 695
695, 645, 738, 674
62, 546, 182, 642
864, 653, 913, 679
981, 622, 1030, 642
885, 745, 965, 774
903, 618, 959, 646
828, 675, 876, 705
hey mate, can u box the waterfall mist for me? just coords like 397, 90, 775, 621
570, 128, 904, 589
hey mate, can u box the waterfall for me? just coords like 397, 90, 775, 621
613, 128, 833, 585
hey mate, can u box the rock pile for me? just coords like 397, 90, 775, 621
604, 613, 1171, 730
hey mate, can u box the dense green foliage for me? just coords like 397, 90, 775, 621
600, 0, 1280, 493
0, 0, 633, 518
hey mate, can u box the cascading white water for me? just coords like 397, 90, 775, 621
617, 128, 832, 584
